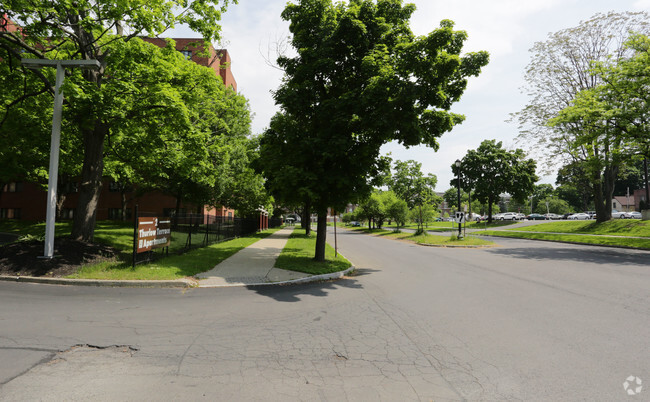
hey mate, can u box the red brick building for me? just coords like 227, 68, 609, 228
141, 37, 237, 91
0, 29, 237, 222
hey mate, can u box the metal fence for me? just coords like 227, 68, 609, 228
132, 211, 282, 266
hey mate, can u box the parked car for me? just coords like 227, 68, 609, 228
350, 221, 361, 227
499, 212, 520, 221
612, 210, 627, 219
585, 211, 597, 219
568, 212, 591, 220
544, 213, 561, 220
627, 211, 642, 219
526, 213, 547, 220
561, 213, 574, 220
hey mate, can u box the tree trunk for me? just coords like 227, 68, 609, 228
302, 198, 311, 236
314, 209, 327, 262
487, 195, 494, 224
593, 165, 617, 223
56, 193, 66, 220
640, 157, 650, 209
71, 122, 108, 242
120, 190, 128, 221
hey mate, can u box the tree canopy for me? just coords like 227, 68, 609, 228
260, 0, 489, 260
513, 11, 650, 221
0, 0, 237, 241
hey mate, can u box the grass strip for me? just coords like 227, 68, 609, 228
274, 228, 352, 275
347, 227, 494, 247
67, 228, 281, 280
481, 230, 650, 249
504, 220, 650, 237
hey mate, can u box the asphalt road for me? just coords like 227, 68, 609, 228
0, 229, 648, 401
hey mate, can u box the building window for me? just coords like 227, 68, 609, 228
108, 208, 131, 220
1, 182, 22, 192
0, 208, 21, 219
180, 50, 192, 59
60, 208, 74, 220
60, 181, 78, 193
108, 181, 121, 192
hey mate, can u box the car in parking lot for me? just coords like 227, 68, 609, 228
627, 211, 642, 219
499, 212, 519, 221
544, 213, 561, 220
526, 213, 547, 220
568, 212, 591, 220
612, 210, 627, 219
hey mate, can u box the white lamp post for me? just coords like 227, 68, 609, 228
455, 159, 462, 239
21, 59, 101, 258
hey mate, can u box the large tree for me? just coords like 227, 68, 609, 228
512, 11, 650, 221
453, 140, 538, 223
0, 0, 236, 241
262, 0, 489, 260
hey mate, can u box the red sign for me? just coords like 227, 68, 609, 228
136, 217, 171, 253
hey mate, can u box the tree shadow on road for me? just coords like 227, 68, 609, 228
247, 268, 379, 302
486, 244, 650, 267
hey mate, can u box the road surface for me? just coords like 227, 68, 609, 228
0, 228, 648, 400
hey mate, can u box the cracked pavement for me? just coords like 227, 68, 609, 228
0, 228, 648, 400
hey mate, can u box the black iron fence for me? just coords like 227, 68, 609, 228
132, 210, 283, 266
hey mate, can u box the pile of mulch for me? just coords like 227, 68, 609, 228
0, 237, 121, 278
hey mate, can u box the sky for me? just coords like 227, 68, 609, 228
170, 0, 650, 192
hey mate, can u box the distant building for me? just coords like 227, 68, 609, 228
612, 195, 635, 212
141, 37, 237, 91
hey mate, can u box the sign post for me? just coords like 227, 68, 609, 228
455, 211, 465, 239
21, 59, 101, 259
132, 212, 171, 266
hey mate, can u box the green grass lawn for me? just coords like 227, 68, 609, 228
504, 220, 650, 237
274, 228, 352, 275
481, 230, 650, 249
68, 229, 281, 280
376, 220, 515, 232
0, 220, 283, 280
481, 219, 650, 249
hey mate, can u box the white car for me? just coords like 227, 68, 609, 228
612, 210, 627, 219
499, 212, 519, 221
568, 213, 590, 220
627, 211, 642, 219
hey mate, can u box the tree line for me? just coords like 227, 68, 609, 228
513, 11, 650, 223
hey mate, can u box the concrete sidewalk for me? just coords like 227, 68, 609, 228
196, 226, 311, 287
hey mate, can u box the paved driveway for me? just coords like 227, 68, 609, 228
1, 228, 648, 400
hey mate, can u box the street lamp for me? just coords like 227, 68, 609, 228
455, 159, 462, 239
21, 58, 101, 259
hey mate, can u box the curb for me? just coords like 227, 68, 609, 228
199, 266, 357, 288
416, 243, 495, 249
0, 275, 194, 288
0, 268, 356, 289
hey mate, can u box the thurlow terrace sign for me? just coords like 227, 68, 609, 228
136, 217, 171, 253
